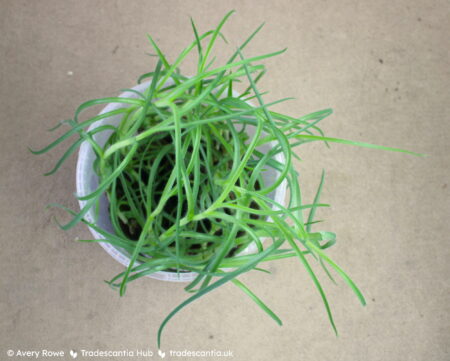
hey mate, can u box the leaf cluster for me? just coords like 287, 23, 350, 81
31, 11, 420, 346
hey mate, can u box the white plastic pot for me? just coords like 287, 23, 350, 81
76, 81, 287, 282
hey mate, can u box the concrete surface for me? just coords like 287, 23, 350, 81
1, 1, 449, 360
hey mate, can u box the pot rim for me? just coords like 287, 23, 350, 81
76, 80, 287, 282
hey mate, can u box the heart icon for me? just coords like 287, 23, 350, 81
70, 350, 78, 359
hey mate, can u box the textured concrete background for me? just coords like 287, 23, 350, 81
1, 1, 449, 360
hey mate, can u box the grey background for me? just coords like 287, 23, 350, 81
1, 1, 449, 360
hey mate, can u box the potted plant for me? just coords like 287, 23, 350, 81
31, 11, 420, 347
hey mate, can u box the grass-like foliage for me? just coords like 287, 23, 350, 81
31, 11, 421, 347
